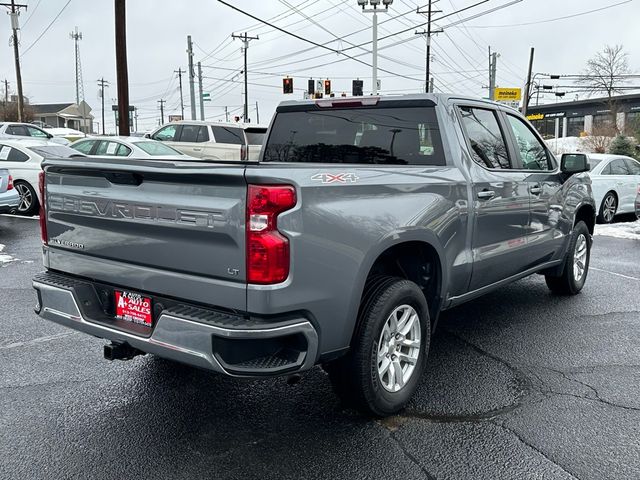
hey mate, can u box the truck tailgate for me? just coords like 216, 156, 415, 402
42, 158, 247, 310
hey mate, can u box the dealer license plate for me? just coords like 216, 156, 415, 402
114, 290, 153, 327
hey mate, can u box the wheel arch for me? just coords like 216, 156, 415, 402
575, 202, 596, 234
346, 232, 448, 347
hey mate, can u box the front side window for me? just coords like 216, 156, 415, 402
212, 126, 244, 145
606, 159, 630, 175
72, 140, 95, 154
624, 158, 640, 175
506, 114, 553, 170
458, 107, 510, 169
27, 126, 49, 138
263, 106, 445, 165
153, 125, 178, 141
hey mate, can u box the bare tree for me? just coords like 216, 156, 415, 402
582, 125, 617, 154
577, 45, 631, 127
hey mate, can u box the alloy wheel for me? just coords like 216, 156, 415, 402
15, 183, 32, 213
573, 233, 588, 283
603, 195, 616, 223
377, 304, 421, 393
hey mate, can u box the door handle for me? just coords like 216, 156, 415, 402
529, 185, 542, 195
477, 190, 495, 200
193, 147, 202, 151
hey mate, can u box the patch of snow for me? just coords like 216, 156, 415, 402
545, 136, 590, 155
0, 243, 17, 265
595, 220, 640, 240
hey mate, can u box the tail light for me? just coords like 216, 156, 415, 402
241, 144, 248, 161
7, 175, 13, 190
38, 171, 47, 245
246, 184, 296, 284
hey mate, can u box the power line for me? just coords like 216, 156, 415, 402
20, 0, 72, 57
466, 0, 633, 28
20, 0, 40, 28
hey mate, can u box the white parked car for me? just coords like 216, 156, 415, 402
0, 122, 71, 145
0, 167, 19, 215
587, 153, 640, 223
147, 121, 267, 161
71, 136, 193, 160
0, 139, 85, 215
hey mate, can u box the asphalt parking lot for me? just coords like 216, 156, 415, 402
1, 215, 639, 480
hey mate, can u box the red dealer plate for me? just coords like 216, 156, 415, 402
114, 290, 153, 327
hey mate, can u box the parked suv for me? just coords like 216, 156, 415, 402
33, 94, 596, 416
148, 121, 266, 161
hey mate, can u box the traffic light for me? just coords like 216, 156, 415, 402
308, 79, 315, 96
283, 77, 293, 94
324, 79, 331, 95
352, 79, 364, 96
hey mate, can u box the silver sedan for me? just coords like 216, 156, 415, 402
71, 136, 196, 160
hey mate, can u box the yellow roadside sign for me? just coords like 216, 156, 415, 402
494, 88, 522, 101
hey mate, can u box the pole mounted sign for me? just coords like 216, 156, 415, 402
494, 88, 522, 102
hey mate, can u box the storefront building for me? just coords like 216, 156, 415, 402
526, 93, 640, 139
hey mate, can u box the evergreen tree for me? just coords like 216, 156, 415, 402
608, 134, 636, 157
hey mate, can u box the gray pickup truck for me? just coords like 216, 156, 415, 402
33, 94, 596, 416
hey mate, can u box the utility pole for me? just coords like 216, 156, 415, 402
2, 79, 8, 118
174, 68, 185, 119
231, 32, 258, 122
255, 101, 259, 124
359, 1, 393, 95
522, 47, 535, 116
1, 1, 27, 122
134, 106, 138, 132
488, 48, 498, 101
197, 62, 204, 121
429, 77, 435, 94
158, 99, 165, 124
225, 106, 229, 122
114, 0, 130, 135
97, 78, 109, 135
416, 1, 443, 93
187, 35, 196, 120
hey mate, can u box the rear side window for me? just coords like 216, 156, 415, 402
458, 107, 510, 169
116, 144, 131, 157
245, 129, 266, 145
0, 146, 29, 162
212, 126, 244, 145
179, 124, 200, 142
6, 125, 29, 137
607, 159, 630, 175
262, 107, 445, 165
197, 126, 209, 142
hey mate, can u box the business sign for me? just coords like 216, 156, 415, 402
494, 88, 522, 102
168, 115, 183, 122
526, 113, 544, 121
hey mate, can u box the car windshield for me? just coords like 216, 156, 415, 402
27, 145, 85, 158
133, 141, 183, 156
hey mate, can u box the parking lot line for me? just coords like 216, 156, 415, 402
0, 214, 39, 220
591, 267, 640, 282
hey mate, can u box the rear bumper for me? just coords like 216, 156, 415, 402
33, 271, 319, 377
0, 191, 19, 213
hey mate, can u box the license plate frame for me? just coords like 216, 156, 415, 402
114, 290, 153, 327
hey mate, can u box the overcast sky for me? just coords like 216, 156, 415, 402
1, 0, 638, 132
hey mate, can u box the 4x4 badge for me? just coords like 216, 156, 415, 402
311, 173, 359, 184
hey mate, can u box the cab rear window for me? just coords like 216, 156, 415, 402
262, 107, 445, 165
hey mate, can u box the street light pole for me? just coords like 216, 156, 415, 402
358, 0, 393, 95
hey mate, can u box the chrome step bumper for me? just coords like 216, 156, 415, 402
33, 271, 319, 377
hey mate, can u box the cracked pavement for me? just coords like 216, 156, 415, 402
1, 215, 639, 479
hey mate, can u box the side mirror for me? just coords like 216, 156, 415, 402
47, 133, 53, 139
561, 153, 590, 175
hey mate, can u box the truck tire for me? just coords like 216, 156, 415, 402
545, 221, 591, 295
326, 276, 430, 416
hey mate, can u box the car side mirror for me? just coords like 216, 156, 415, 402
561, 153, 589, 175
47, 133, 53, 139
